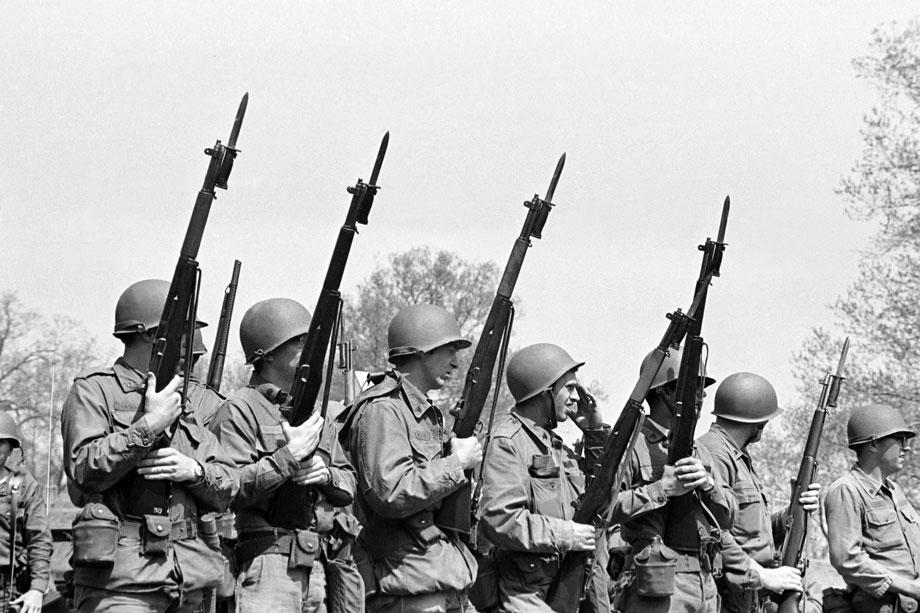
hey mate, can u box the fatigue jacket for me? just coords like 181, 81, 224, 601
187, 377, 224, 429
209, 373, 356, 535
0, 467, 52, 593
343, 371, 477, 596
698, 424, 785, 563
611, 419, 756, 584
61, 358, 238, 594
825, 465, 920, 598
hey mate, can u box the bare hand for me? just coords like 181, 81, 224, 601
137, 447, 203, 483
283, 412, 324, 461
573, 384, 603, 431
673, 457, 713, 491
11, 589, 43, 613
450, 436, 483, 471
291, 455, 332, 486
758, 565, 804, 593
142, 372, 183, 434
570, 522, 597, 552
660, 464, 692, 498
797, 483, 821, 513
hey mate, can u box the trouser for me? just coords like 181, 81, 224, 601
326, 553, 365, 613
368, 590, 476, 613
621, 569, 719, 613
74, 585, 204, 613
235, 552, 311, 613
852, 590, 920, 613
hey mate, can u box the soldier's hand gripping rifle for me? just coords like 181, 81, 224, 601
267, 133, 388, 530
122, 93, 248, 519
545, 197, 730, 612
775, 338, 849, 613
435, 154, 565, 537
206, 259, 242, 393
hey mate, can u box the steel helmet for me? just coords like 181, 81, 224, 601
192, 328, 207, 356
847, 404, 916, 448
0, 413, 22, 448
640, 346, 716, 391
114, 279, 208, 337
506, 343, 585, 404
712, 372, 781, 423
387, 304, 471, 362
240, 298, 312, 364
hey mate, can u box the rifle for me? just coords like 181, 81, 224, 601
545, 197, 730, 611
775, 338, 849, 613
662, 196, 729, 552
268, 133, 388, 530
436, 154, 565, 537
206, 259, 242, 393
122, 93, 248, 518
337, 321, 357, 407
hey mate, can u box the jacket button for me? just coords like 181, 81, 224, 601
419, 519, 427, 525
306, 544, 315, 552
156, 525, 165, 533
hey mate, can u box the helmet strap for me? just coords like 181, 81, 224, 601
542, 389, 558, 430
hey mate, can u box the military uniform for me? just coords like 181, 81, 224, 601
210, 375, 356, 613
0, 466, 52, 609
61, 358, 238, 612
343, 371, 478, 613
611, 418, 756, 613
479, 411, 609, 612
825, 465, 920, 612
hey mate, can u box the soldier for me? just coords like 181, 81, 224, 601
825, 404, 920, 612
696, 372, 820, 612
0, 413, 52, 613
478, 343, 610, 612
342, 304, 482, 613
209, 298, 357, 613
60, 278, 238, 612
609, 349, 790, 612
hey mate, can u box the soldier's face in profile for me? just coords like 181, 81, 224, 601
877, 434, 911, 474
552, 371, 580, 423
418, 344, 460, 391
0, 440, 12, 468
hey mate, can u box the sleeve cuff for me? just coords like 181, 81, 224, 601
646, 480, 668, 506
130, 417, 156, 447
871, 576, 893, 599
274, 445, 302, 477
441, 454, 466, 486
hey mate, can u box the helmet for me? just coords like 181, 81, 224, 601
640, 346, 716, 390
713, 372, 781, 423
0, 413, 22, 448
192, 328, 207, 356
240, 298, 312, 364
114, 279, 208, 337
506, 343, 585, 403
847, 404, 916, 448
387, 304, 471, 361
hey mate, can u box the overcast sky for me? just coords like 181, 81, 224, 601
2, 3, 916, 431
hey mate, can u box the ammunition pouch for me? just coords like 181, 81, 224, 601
405, 510, 443, 547
235, 528, 319, 570
360, 510, 446, 561
495, 550, 559, 584
71, 502, 119, 566
118, 515, 197, 557
901, 595, 920, 613
633, 537, 677, 597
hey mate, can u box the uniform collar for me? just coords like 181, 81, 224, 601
850, 464, 894, 498
398, 373, 438, 420
113, 357, 147, 393
643, 417, 670, 444
709, 423, 747, 462
511, 411, 560, 450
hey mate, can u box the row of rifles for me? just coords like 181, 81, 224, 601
138, 94, 848, 613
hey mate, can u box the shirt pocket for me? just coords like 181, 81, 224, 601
529, 473, 564, 518
864, 508, 903, 552
255, 424, 286, 458
563, 459, 586, 496
732, 481, 766, 539
409, 432, 442, 464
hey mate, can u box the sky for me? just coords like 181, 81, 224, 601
2, 2, 916, 432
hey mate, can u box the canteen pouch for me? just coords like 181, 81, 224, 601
633, 536, 677, 597
289, 530, 319, 570
71, 502, 118, 566
141, 514, 170, 556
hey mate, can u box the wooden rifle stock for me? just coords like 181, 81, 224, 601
207, 259, 242, 392
121, 93, 247, 519
268, 134, 387, 530
436, 154, 564, 536
776, 338, 848, 613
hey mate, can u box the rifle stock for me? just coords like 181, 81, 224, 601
121, 93, 248, 518
207, 259, 242, 392
775, 338, 848, 613
436, 154, 565, 536
268, 134, 387, 530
